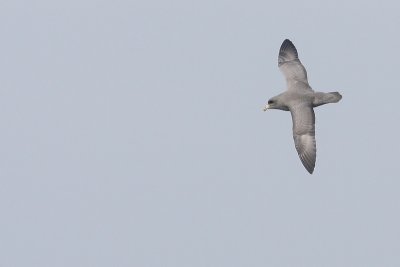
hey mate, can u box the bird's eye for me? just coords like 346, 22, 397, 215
268, 100, 274, 104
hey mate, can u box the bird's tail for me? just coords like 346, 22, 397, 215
313, 92, 342, 107
325, 92, 342, 103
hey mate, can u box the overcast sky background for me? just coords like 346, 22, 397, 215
1, 0, 400, 266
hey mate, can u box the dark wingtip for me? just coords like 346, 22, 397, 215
304, 162, 315, 174
278, 39, 299, 65
282, 39, 292, 45
299, 153, 315, 174
280, 39, 296, 51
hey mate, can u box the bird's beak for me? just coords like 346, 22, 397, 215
263, 104, 270, 111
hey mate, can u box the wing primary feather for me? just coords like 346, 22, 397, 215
278, 39, 310, 88
278, 39, 299, 66
290, 106, 316, 174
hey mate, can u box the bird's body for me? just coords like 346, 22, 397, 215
264, 39, 342, 174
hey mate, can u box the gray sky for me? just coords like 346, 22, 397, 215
1, 0, 400, 266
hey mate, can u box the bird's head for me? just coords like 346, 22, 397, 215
263, 95, 288, 111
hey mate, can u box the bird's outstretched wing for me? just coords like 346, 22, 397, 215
278, 39, 310, 90
290, 105, 316, 174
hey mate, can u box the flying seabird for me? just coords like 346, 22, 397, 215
263, 39, 342, 174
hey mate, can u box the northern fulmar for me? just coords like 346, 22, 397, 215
263, 39, 342, 174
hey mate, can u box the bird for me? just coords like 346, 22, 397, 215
263, 39, 342, 174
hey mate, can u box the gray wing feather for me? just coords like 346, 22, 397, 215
278, 39, 310, 90
290, 105, 316, 174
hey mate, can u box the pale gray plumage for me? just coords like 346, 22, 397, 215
263, 39, 342, 174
